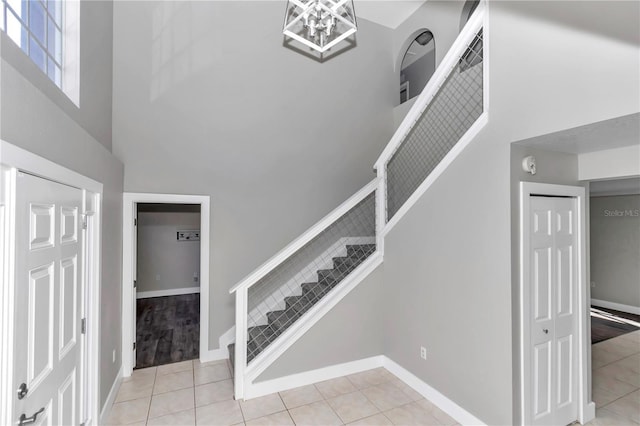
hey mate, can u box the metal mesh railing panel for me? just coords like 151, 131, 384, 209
386, 30, 483, 220
245, 191, 376, 362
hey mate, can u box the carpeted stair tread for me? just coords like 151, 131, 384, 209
302, 282, 331, 298
317, 269, 349, 287
346, 244, 376, 258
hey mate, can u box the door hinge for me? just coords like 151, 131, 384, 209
134, 218, 137, 226
81, 318, 86, 334
133, 342, 136, 351
133, 280, 137, 289
82, 216, 88, 230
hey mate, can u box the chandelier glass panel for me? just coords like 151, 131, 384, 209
283, 0, 357, 53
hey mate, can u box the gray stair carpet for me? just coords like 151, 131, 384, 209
228, 243, 376, 368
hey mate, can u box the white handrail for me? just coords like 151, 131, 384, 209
373, 3, 485, 170
229, 178, 378, 294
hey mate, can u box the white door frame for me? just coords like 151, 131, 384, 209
121, 192, 210, 376
0, 140, 102, 426
519, 182, 595, 425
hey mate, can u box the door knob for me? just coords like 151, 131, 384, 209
16, 383, 28, 400
18, 407, 44, 425
543, 328, 549, 334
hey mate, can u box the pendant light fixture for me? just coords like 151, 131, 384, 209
283, 0, 357, 53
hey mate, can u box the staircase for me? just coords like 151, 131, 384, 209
230, 4, 485, 400
228, 243, 376, 367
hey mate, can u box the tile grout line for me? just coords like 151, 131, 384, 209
593, 349, 640, 370
145, 368, 158, 424
192, 361, 197, 426
598, 385, 640, 418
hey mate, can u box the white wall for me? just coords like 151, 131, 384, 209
0, 0, 123, 409
137, 211, 201, 294
590, 195, 640, 309
112, 1, 396, 351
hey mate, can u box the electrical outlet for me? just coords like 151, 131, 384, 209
112, 350, 116, 363
194, 272, 199, 282
420, 346, 427, 360
591, 281, 596, 288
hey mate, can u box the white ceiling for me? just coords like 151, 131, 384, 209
514, 113, 640, 155
354, 1, 426, 29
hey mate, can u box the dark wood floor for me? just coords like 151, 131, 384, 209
591, 305, 640, 344
136, 293, 200, 369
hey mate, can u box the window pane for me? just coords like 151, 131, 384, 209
6, 9, 28, 52
47, 16, 61, 63
47, 55, 61, 87
47, 0, 61, 26
29, 35, 46, 72
29, 0, 45, 44
6, 0, 27, 22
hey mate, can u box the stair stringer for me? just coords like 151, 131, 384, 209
241, 250, 383, 399
247, 236, 376, 328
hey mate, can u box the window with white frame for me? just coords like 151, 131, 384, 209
1, 0, 79, 104
2, 0, 63, 86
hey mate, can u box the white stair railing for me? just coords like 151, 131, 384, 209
375, 4, 486, 228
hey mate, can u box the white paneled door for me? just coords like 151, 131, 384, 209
13, 172, 84, 426
529, 196, 578, 426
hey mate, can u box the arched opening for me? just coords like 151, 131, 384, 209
399, 30, 435, 105
459, 0, 480, 32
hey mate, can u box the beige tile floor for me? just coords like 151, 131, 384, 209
588, 330, 640, 425
106, 330, 640, 426
105, 361, 458, 426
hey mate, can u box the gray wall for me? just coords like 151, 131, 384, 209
257, 264, 384, 381
0, 0, 122, 410
590, 195, 640, 308
0, 1, 113, 149
111, 1, 395, 350
380, 1, 639, 424
137, 211, 201, 293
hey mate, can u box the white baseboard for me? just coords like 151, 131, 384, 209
581, 402, 596, 425
246, 355, 385, 399
200, 326, 236, 362
136, 286, 200, 299
99, 365, 123, 425
383, 357, 485, 426
242, 354, 484, 425
591, 299, 640, 315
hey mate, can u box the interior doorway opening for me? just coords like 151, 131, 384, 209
398, 29, 435, 105
135, 203, 201, 369
122, 193, 211, 377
